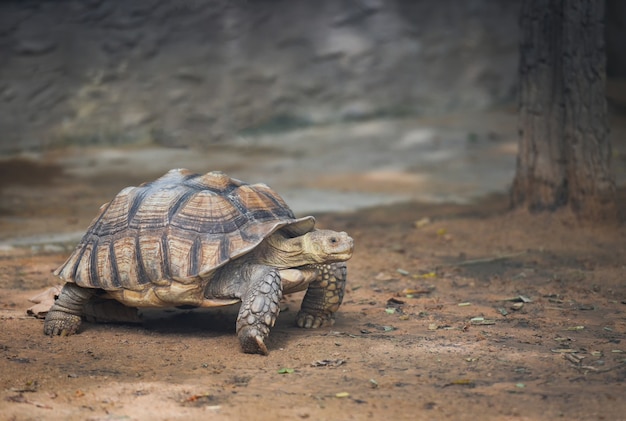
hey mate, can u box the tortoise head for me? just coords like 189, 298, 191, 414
263, 228, 353, 268
299, 229, 354, 263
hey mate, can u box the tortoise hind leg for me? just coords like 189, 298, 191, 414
297, 262, 347, 329
236, 265, 282, 355
44, 283, 95, 336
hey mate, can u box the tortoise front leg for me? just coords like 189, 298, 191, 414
236, 265, 283, 355
44, 283, 95, 336
297, 262, 347, 329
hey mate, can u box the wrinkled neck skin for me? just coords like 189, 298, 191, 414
257, 231, 319, 269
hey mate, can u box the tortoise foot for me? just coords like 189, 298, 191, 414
296, 311, 334, 329
43, 283, 95, 336
238, 326, 269, 355
44, 311, 82, 336
236, 266, 282, 355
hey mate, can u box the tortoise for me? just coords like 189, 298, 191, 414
44, 169, 353, 355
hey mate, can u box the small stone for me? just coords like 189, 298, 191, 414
511, 302, 524, 310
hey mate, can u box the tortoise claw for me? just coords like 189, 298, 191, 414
296, 311, 333, 329
238, 326, 269, 355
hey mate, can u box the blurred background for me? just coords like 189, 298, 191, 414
3, 4, 626, 418
1, 0, 625, 238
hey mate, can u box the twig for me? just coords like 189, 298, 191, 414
577, 364, 624, 373
5, 394, 52, 409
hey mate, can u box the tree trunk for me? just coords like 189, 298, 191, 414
511, 0, 617, 221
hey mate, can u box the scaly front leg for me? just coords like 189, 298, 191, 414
297, 262, 347, 328
236, 265, 283, 355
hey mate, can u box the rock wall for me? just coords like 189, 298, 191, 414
0, 0, 522, 152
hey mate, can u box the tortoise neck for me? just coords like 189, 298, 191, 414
260, 231, 314, 268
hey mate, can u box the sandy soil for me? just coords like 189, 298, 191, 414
0, 158, 625, 421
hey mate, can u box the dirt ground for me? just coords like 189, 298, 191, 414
0, 158, 625, 421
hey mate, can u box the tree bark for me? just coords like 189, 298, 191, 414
511, 0, 617, 221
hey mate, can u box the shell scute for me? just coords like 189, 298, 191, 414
111, 236, 140, 289
137, 235, 167, 286
95, 187, 133, 237
170, 190, 245, 235
165, 233, 199, 284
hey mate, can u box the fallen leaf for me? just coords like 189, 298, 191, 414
4, 394, 52, 409
554, 337, 572, 342
503, 295, 532, 303
335, 392, 350, 398
9, 380, 38, 393
443, 379, 474, 387
311, 359, 345, 368
181, 392, 218, 407
400, 287, 434, 296
26, 286, 63, 318
563, 353, 583, 364
387, 297, 405, 306
364, 322, 397, 332
5, 394, 27, 403
374, 272, 396, 282
277, 368, 295, 374
413, 272, 437, 279
470, 317, 496, 325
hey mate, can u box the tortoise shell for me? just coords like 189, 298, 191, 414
54, 169, 315, 297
